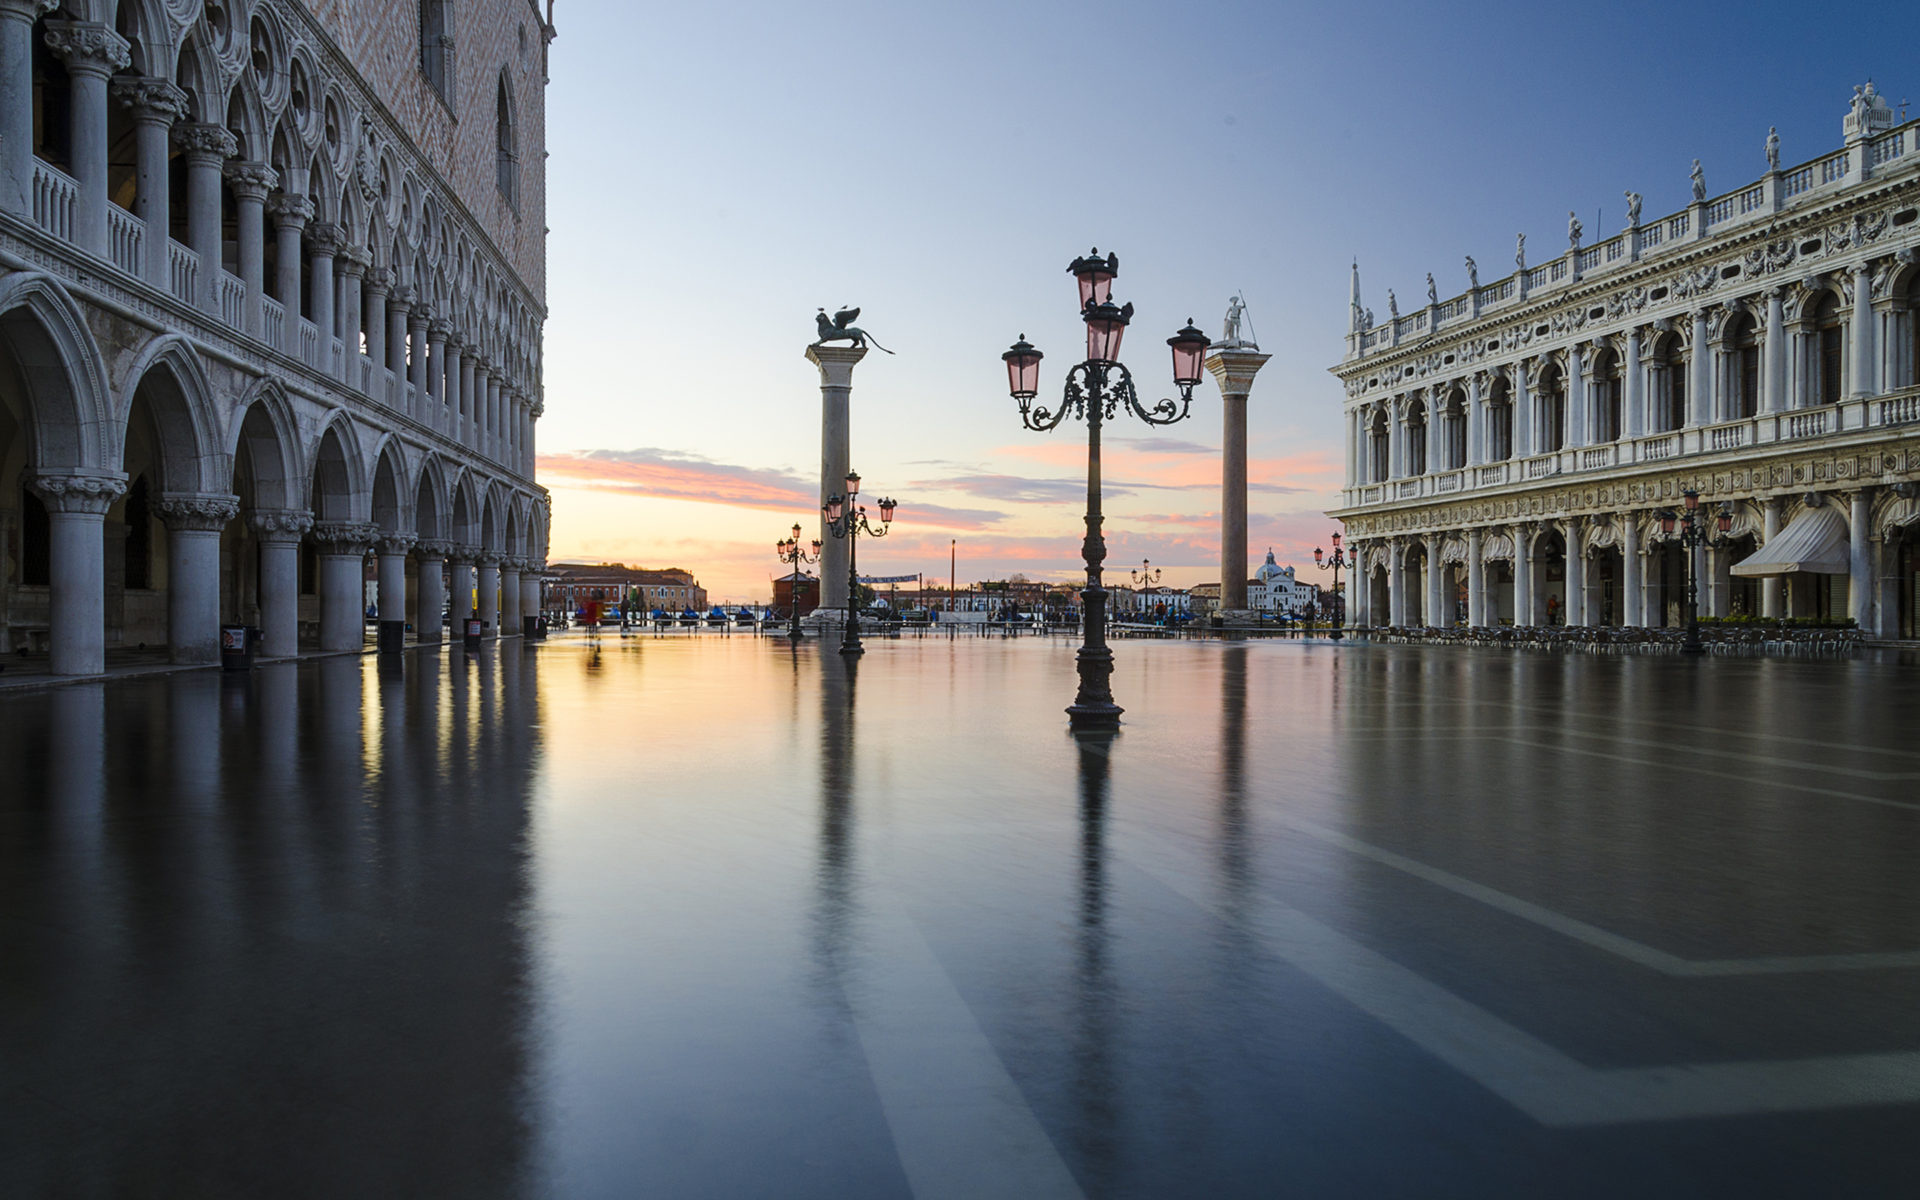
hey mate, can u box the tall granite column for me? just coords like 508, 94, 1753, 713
1205, 347, 1272, 614
807, 343, 867, 613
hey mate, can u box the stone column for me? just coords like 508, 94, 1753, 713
307, 223, 344, 366
1622, 515, 1643, 626
223, 162, 276, 336
311, 521, 376, 653
521, 568, 543, 636
376, 533, 415, 646
1465, 375, 1485, 467
1761, 497, 1783, 618
477, 558, 501, 637
0, 0, 55, 215
155, 493, 239, 664
1689, 311, 1712, 428
445, 338, 467, 441
267, 194, 312, 353
1850, 490, 1872, 628
501, 559, 523, 636
1512, 366, 1532, 457
1567, 343, 1590, 448
1514, 525, 1534, 626
1851, 265, 1877, 400
110, 76, 187, 289
248, 509, 310, 658
1425, 534, 1445, 626
1424, 390, 1443, 475
337, 248, 369, 386
1387, 540, 1406, 626
31, 472, 126, 675
415, 540, 450, 645
44, 20, 130, 258
1205, 347, 1271, 613
1466, 528, 1485, 626
363, 268, 392, 383
388, 286, 414, 387
408, 304, 430, 401
427, 319, 451, 428
449, 548, 477, 631
171, 123, 235, 311
806, 343, 868, 612
1763, 288, 1786, 414
1563, 518, 1586, 625
1624, 328, 1644, 439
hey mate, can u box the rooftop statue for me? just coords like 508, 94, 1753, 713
1221, 292, 1256, 348
1387, 289, 1398, 319
1515, 232, 1526, 271
1690, 158, 1706, 202
1425, 273, 1438, 305
1624, 190, 1642, 227
1766, 126, 1780, 170
1567, 211, 1583, 248
813, 306, 893, 354
1465, 256, 1478, 290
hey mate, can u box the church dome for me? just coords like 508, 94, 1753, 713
1254, 548, 1288, 584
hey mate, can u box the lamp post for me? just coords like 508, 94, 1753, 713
775, 522, 822, 641
822, 470, 896, 656
1655, 488, 1735, 656
1002, 249, 1209, 729
1313, 532, 1349, 641
1130, 558, 1160, 622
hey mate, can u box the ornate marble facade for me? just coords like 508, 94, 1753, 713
1332, 85, 1920, 639
1, 0, 554, 673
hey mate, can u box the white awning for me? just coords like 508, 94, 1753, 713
1730, 506, 1850, 577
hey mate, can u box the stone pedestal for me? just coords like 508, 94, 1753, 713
807, 344, 867, 612
1205, 348, 1272, 613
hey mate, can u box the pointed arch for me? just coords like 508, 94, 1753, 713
0, 272, 114, 471
370, 435, 412, 534
495, 69, 518, 209
115, 334, 223, 494
449, 468, 480, 547
414, 454, 450, 541
229, 378, 303, 511
308, 412, 367, 521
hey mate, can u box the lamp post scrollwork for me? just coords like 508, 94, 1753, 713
1313, 531, 1349, 641
1001, 248, 1210, 729
821, 470, 896, 657
1655, 488, 1735, 656
775, 522, 822, 641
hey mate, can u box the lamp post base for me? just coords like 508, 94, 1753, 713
1680, 640, 1706, 656
1066, 701, 1124, 729
840, 636, 864, 656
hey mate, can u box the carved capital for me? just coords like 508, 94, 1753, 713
366, 267, 396, 294
111, 75, 188, 124
390, 285, 418, 310
265, 192, 314, 229
446, 543, 481, 566
410, 303, 436, 328
170, 121, 238, 163
375, 532, 418, 557
42, 20, 130, 75
414, 538, 456, 560
309, 521, 380, 556
155, 493, 240, 532
30, 472, 127, 515
222, 160, 279, 201
248, 508, 314, 542
427, 320, 452, 342
475, 553, 502, 570
336, 246, 372, 279
307, 222, 348, 258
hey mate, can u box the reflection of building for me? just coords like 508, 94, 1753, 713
549, 563, 707, 611
2, 1, 555, 672
1333, 85, 1920, 636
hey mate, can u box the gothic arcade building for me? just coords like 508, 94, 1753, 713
1332, 85, 1920, 639
1, 0, 552, 674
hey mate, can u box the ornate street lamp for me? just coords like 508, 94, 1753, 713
1001, 249, 1209, 729
775, 522, 823, 641
822, 469, 896, 656
1656, 488, 1735, 656
1313, 531, 1349, 641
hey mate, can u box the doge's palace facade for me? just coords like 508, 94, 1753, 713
0, 0, 553, 674
1332, 84, 1920, 640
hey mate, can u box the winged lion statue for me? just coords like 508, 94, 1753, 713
813, 307, 894, 354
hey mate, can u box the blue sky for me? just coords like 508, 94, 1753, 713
538, 0, 1920, 601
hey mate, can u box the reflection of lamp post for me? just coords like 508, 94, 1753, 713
1656, 488, 1734, 656
1312, 531, 1349, 641
1002, 248, 1210, 729
775, 522, 822, 641
822, 471, 896, 657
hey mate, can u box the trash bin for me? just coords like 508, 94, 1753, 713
220, 625, 252, 671
464, 617, 483, 648
378, 619, 405, 654
523, 614, 538, 638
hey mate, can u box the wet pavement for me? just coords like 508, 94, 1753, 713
3, 635, 1919, 1197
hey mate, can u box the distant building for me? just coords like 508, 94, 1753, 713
549, 563, 707, 612
1251, 549, 1314, 613
772, 571, 819, 616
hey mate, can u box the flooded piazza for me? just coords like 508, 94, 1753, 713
4, 635, 1920, 1197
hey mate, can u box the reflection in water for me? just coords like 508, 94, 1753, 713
813, 650, 859, 991
1070, 728, 1119, 1193
0, 649, 544, 1197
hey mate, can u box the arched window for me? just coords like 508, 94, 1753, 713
1655, 335, 1687, 432
1368, 410, 1389, 482
419, 1, 454, 105
1539, 364, 1566, 452
1405, 398, 1428, 475
1725, 312, 1759, 420
1487, 376, 1513, 461
1811, 293, 1844, 407
1443, 388, 1467, 470
1592, 349, 1622, 442
495, 73, 517, 210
